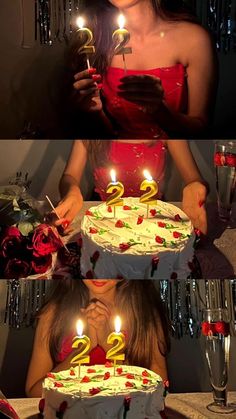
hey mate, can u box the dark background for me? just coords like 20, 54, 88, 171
0, 0, 235, 139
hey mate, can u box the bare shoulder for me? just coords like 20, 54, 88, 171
174, 21, 213, 48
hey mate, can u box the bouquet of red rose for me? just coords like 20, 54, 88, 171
0, 178, 63, 279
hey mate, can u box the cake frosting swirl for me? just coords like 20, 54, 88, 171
40, 364, 164, 419
80, 198, 195, 279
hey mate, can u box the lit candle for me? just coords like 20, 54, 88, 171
106, 169, 124, 218
71, 319, 91, 379
112, 14, 132, 73
76, 16, 95, 69
106, 316, 125, 376
140, 170, 158, 218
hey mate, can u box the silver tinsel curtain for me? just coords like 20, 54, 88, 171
27, 0, 236, 52
1, 279, 236, 338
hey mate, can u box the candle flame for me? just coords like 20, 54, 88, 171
143, 170, 153, 182
118, 14, 126, 30
115, 316, 121, 333
110, 169, 117, 184
76, 319, 83, 336
77, 16, 85, 29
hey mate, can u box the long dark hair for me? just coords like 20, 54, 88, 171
39, 279, 170, 368
67, 0, 198, 75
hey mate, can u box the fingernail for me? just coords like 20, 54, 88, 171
92, 74, 101, 81
97, 83, 103, 90
88, 68, 97, 75
199, 200, 205, 208
62, 220, 70, 229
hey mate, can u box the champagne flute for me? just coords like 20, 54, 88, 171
202, 308, 235, 414
214, 140, 236, 225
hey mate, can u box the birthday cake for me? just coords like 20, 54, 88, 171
80, 198, 195, 279
40, 364, 165, 418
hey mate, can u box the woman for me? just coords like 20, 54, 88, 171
25, 279, 169, 397
65, 0, 218, 138
54, 140, 208, 235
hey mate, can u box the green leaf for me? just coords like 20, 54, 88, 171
18, 222, 34, 236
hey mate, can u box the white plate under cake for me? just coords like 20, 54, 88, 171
40, 364, 164, 418
80, 198, 195, 279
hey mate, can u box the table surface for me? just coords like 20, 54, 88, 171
66, 201, 236, 279
8, 392, 236, 419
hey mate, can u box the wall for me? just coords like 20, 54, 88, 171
0, 1, 235, 138
0, 139, 216, 203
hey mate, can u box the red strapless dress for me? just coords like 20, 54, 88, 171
57, 334, 108, 365
102, 64, 187, 139
93, 140, 166, 201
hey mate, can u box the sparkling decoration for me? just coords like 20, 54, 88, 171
2, 280, 236, 338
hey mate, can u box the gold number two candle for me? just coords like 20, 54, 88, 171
71, 319, 91, 378
106, 316, 125, 376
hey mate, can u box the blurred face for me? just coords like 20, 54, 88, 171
83, 279, 119, 295
108, 0, 147, 9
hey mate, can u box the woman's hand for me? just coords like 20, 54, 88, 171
117, 75, 164, 113
82, 301, 112, 350
73, 68, 103, 112
182, 181, 208, 235
51, 189, 83, 233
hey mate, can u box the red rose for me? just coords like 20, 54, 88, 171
155, 236, 164, 244
31, 224, 62, 257
31, 253, 52, 274
174, 214, 182, 222
158, 222, 166, 228
125, 381, 134, 388
87, 368, 96, 373
123, 205, 131, 210
0, 233, 24, 258
47, 373, 55, 378
126, 373, 134, 379
115, 220, 125, 228
137, 216, 144, 225
214, 152, 225, 166
142, 370, 150, 377
105, 361, 113, 368
81, 376, 90, 382
142, 378, 149, 385
119, 242, 131, 252
59, 401, 68, 413
201, 321, 212, 336
107, 206, 113, 213
104, 372, 110, 380
89, 227, 98, 234
215, 321, 229, 336
86, 210, 94, 216
150, 209, 157, 217
173, 231, 182, 239
116, 367, 123, 374
226, 153, 236, 167
70, 369, 75, 376
4, 226, 22, 238
89, 387, 101, 396
4, 258, 31, 279
38, 398, 45, 414
54, 382, 63, 387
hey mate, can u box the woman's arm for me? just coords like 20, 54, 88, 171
167, 140, 208, 234
166, 140, 205, 185
157, 24, 218, 137
53, 140, 88, 226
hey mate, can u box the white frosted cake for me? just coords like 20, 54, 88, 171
80, 198, 195, 279
40, 364, 165, 418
